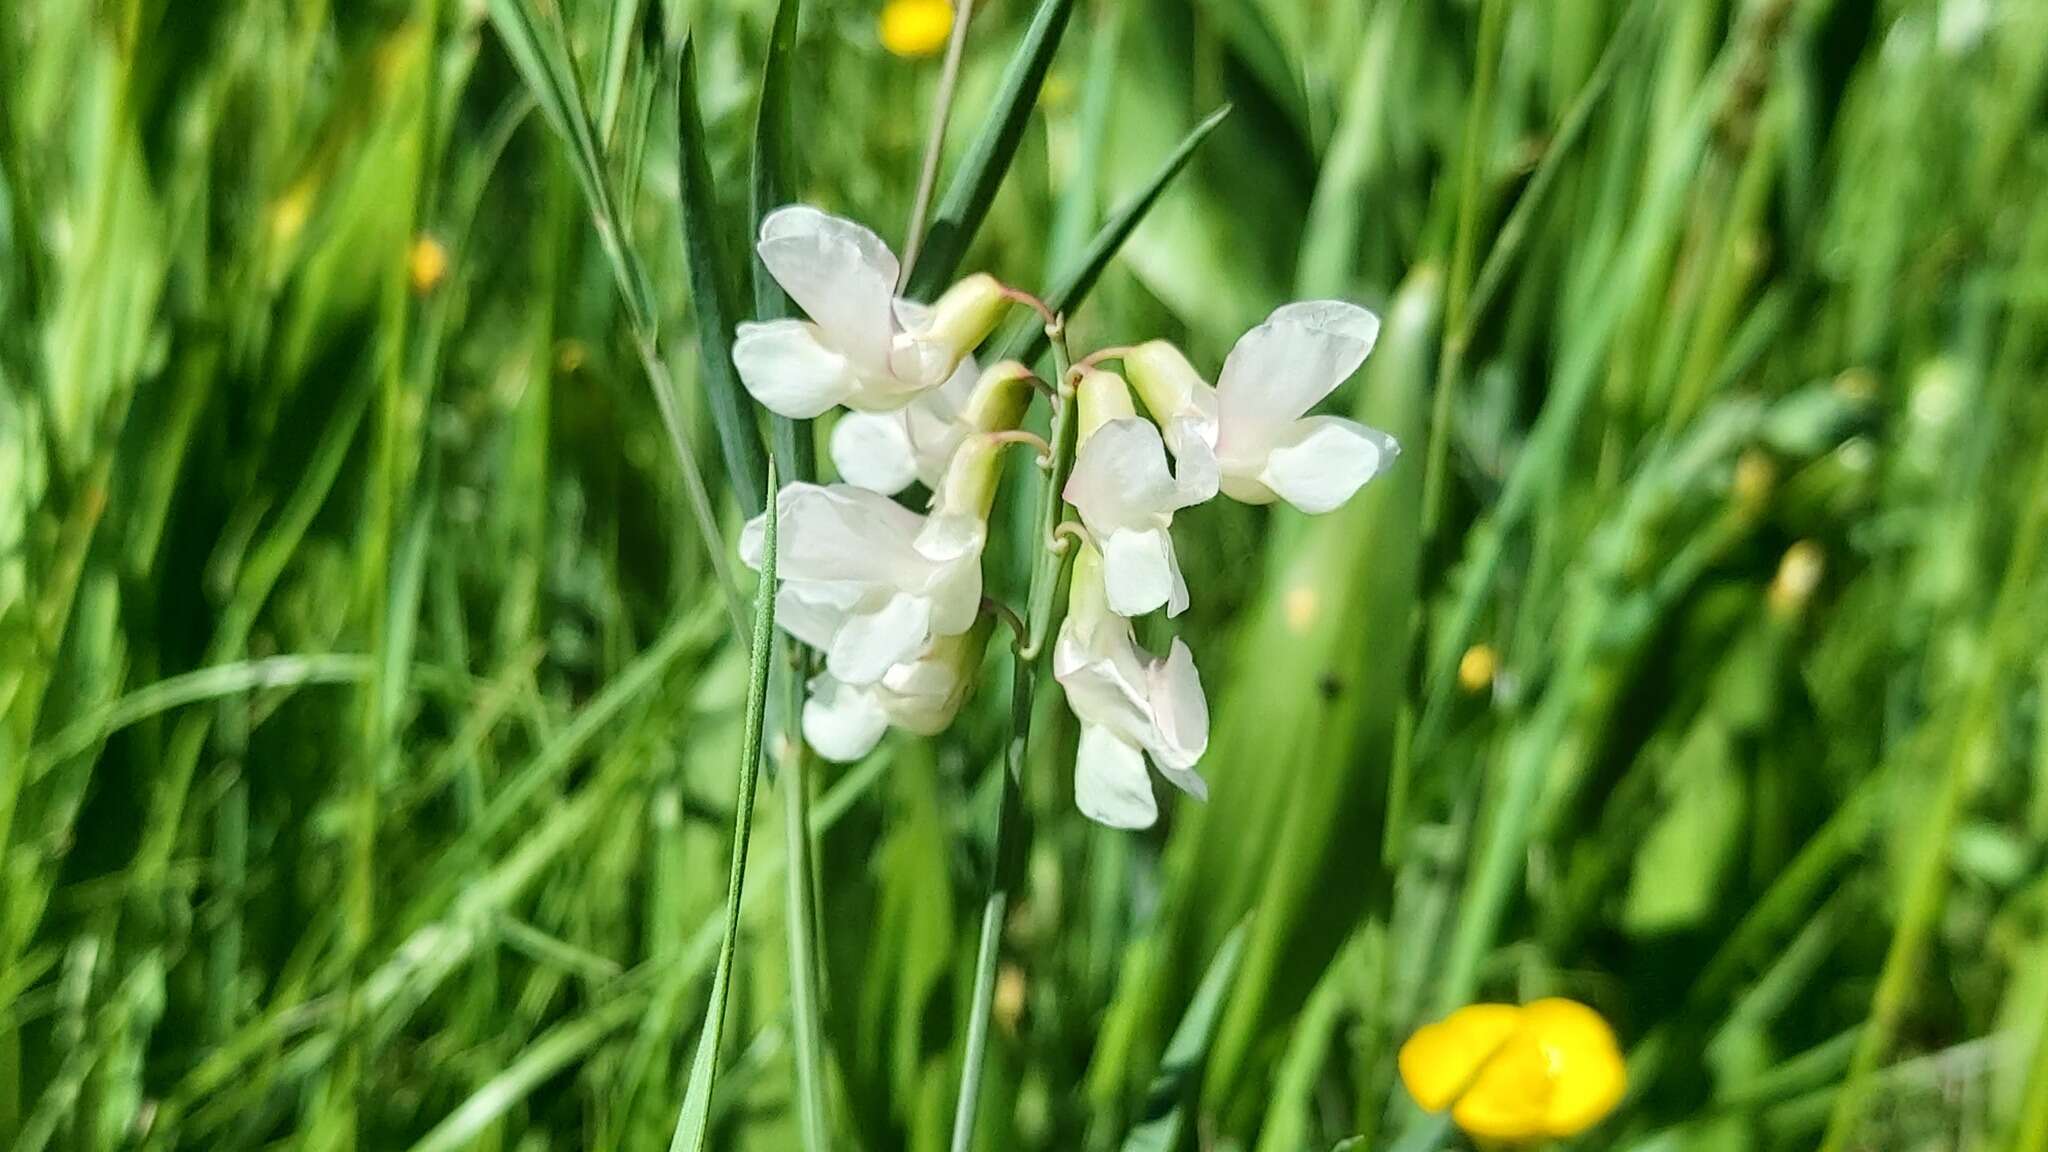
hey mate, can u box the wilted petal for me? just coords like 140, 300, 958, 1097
1074, 724, 1158, 829
1217, 300, 1380, 462
1257, 415, 1400, 514
734, 320, 855, 419
827, 591, 932, 686
757, 206, 898, 371
830, 411, 919, 494
802, 676, 890, 762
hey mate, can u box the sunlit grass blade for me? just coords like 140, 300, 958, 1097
996, 104, 1232, 363
1118, 924, 1248, 1152
677, 34, 769, 516
670, 459, 779, 1152
900, 0, 1077, 299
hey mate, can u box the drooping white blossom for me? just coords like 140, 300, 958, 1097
829, 359, 1036, 496
740, 482, 984, 686
801, 626, 989, 762
1061, 369, 1200, 618
1125, 300, 1400, 514
734, 206, 1008, 418
1053, 545, 1209, 829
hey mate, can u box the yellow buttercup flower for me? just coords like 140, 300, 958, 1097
880, 0, 955, 58
1399, 998, 1626, 1143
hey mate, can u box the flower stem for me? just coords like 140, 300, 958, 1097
948, 317, 1079, 1152
901, 0, 976, 285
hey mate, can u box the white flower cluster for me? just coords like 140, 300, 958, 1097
737, 206, 1398, 828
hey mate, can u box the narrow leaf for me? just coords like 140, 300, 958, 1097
1118, 924, 1249, 1152
677, 35, 769, 515
997, 105, 1232, 363
901, 0, 1077, 300
670, 459, 779, 1152
596, 0, 646, 148
751, 0, 815, 482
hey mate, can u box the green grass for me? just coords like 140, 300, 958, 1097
5, 0, 2048, 1150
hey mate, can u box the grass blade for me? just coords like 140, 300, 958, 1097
900, 0, 1077, 300
670, 458, 779, 1152
996, 104, 1232, 363
750, 0, 814, 481
677, 34, 769, 515
1118, 924, 1249, 1152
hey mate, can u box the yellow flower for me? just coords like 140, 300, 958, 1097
1399, 998, 1626, 1143
879, 0, 955, 58
409, 235, 448, 294
1457, 644, 1499, 694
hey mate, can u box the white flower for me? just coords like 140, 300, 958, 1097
1054, 545, 1209, 829
734, 206, 1008, 418
1060, 368, 1202, 618
829, 359, 1035, 496
1125, 300, 1399, 514
801, 627, 987, 762
741, 483, 983, 686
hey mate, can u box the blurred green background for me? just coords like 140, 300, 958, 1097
5, 0, 2048, 1149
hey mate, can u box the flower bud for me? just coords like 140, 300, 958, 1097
923, 273, 1009, 365
1124, 340, 1208, 423
1075, 368, 1139, 440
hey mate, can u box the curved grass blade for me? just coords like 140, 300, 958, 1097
996, 104, 1232, 363
900, 0, 1077, 300
1118, 924, 1249, 1152
670, 458, 779, 1152
678, 35, 769, 516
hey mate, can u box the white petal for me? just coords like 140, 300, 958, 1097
1256, 416, 1400, 515
802, 676, 890, 762
826, 591, 932, 685
757, 206, 898, 371
774, 582, 853, 651
1163, 412, 1222, 507
1216, 300, 1381, 461
830, 411, 918, 494
901, 356, 979, 486
1100, 528, 1179, 619
774, 483, 929, 588
878, 647, 971, 734
1146, 639, 1210, 773
1074, 724, 1158, 829
734, 320, 856, 419
1063, 417, 1179, 535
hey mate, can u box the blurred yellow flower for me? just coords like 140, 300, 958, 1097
1457, 644, 1498, 694
1768, 539, 1825, 619
409, 235, 448, 294
880, 0, 955, 58
1398, 998, 1625, 1143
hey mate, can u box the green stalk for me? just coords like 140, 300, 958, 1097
779, 690, 831, 1152
671, 459, 780, 1152
949, 318, 1080, 1152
